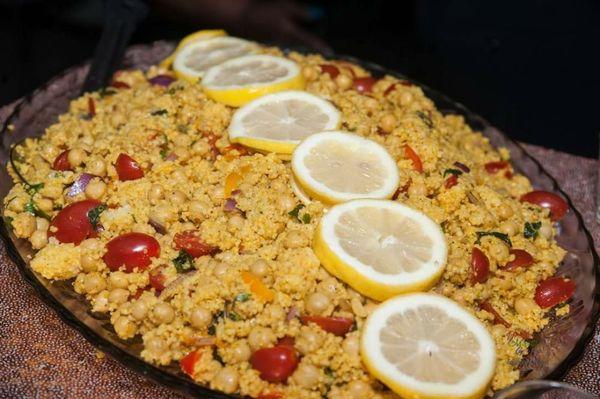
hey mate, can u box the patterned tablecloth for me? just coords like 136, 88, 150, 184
0, 98, 598, 398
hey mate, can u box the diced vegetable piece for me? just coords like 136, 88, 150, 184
241, 271, 275, 302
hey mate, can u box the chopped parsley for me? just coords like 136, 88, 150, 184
87, 204, 107, 230
416, 110, 433, 128
234, 293, 251, 302
443, 168, 463, 177
212, 347, 224, 365
24, 200, 51, 220
288, 204, 311, 224
524, 221, 542, 239
99, 88, 117, 98
159, 134, 169, 160
151, 109, 168, 116
475, 231, 512, 247
228, 311, 242, 321
172, 250, 194, 273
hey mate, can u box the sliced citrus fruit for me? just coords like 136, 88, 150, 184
291, 175, 312, 206
202, 55, 306, 107
291, 131, 399, 204
313, 199, 447, 301
228, 90, 341, 154
172, 36, 258, 82
160, 29, 227, 69
361, 293, 496, 399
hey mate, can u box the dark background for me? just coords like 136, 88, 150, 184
1, 0, 599, 157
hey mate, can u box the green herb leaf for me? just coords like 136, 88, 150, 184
87, 204, 107, 230
25, 182, 44, 196
443, 168, 463, 177
235, 293, 251, 302
160, 134, 169, 160
212, 347, 224, 365
301, 213, 311, 224
524, 221, 542, 239
416, 110, 433, 129
173, 250, 194, 273
24, 200, 51, 220
99, 88, 117, 98
289, 204, 311, 223
324, 367, 335, 378
4, 216, 14, 231
151, 109, 168, 116
228, 311, 242, 321
475, 231, 512, 246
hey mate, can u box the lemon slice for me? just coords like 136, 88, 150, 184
313, 199, 447, 301
202, 55, 306, 107
172, 36, 258, 82
291, 175, 312, 206
361, 293, 496, 399
291, 131, 400, 204
160, 29, 227, 69
228, 90, 341, 153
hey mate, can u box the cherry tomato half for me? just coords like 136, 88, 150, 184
300, 315, 354, 336
49, 199, 102, 244
103, 232, 160, 272
149, 268, 166, 292
520, 191, 568, 222
320, 64, 340, 79
173, 231, 218, 258
250, 345, 299, 383
52, 150, 72, 171
111, 80, 131, 89
502, 249, 534, 271
353, 77, 377, 94
471, 247, 490, 284
480, 300, 510, 328
258, 393, 284, 399
445, 174, 458, 189
403, 145, 423, 173
180, 350, 201, 377
484, 161, 509, 174
534, 277, 575, 308
115, 153, 144, 181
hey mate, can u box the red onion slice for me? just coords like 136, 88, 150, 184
148, 217, 167, 235
224, 198, 239, 212
149, 75, 175, 87
67, 173, 95, 197
285, 305, 299, 322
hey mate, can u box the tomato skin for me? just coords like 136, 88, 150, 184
173, 231, 218, 258
115, 153, 144, 181
149, 269, 166, 292
520, 191, 568, 222
320, 64, 340, 79
383, 83, 397, 96
180, 350, 201, 377
300, 315, 354, 336
445, 174, 458, 189
484, 161, 509, 174
88, 98, 96, 117
534, 277, 575, 308
103, 232, 160, 272
480, 300, 510, 328
503, 249, 534, 271
250, 345, 299, 383
258, 393, 284, 399
111, 80, 130, 89
403, 145, 423, 173
470, 247, 490, 284
49, 199, 102, 244
353, 77, 377, 94
53, 150, 72, 171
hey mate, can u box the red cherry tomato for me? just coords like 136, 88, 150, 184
115, 153, 144, 181
250, 345, 299, 383
103, 232, 160, 272
484, 161, 510, 174
258, 393, 284, 399
149, 269, 166, 292
503, 249, 534, 271
320, 64, 340, 79
384, 83, 397, 96
471, 247, 490, 284
173, 231, 218, 258
52, 150, 72, 171
300, 315, 354, 336
520, 191, 568, 222
111, 80, 130, 89
445, 174, 458, 189
353, 77, 377, 94
180, 350, 201, 377
49, 199, 102, 244
480, 300, 510, 328
403, 145, 423, 173
534, 277, 575, 308
88, 98, 96, 117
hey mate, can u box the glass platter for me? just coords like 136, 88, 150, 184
0, 41, 598, 399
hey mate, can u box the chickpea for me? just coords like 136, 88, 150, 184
173, 134, 192, 147
80, 238, 102, 251
277, 195, 296, 212
291, 363, 320, 388
109, 271, 129, 289
189, 200, 208, 221
85, 179, 107, 200
173, 146, 190, 159
335, 74, 353, 90
499, 220, 518, 236
148, 184, 164, 204
67, 148, 86, 167
84, 273, 106, 294
42, 184, 63, 199
213, 366, 239, 394
380, 114, 397, 133
146, 337, 166, 354
347, 380, 372, 399
365, 97, 378, 110
230, 341, 251, 363
214, 262, 229, 276
497, 205, 514, 219
80, 253, 98, 272
131, 300, 149, 320
114, 316, 137, 339
171, 170, 187, 183
150, 205, 173, 225
539, 222, 553, 239
492, 324, 507, 336
399, 91, 413, 106
108, 288, 129, 305
35, 198, 53, 213
169, 190, 187, 204
270, 180, 286, 192
13, 213, 36, 238
342, 335, 360, 356
250, 259, 268, 277
36, 217, 50, 231
305, 292, 330, 315
153, 302, 175, 324
192, 140, 210, 156
284, 230, 306, 249
514, 297, 540, 316
489, 242, 509, 261
265, 304, 285, 320
190, 308, 212, 329
296, 329, 322, 355
30, 230, 48, 249
40, 145, 59, 163
408, 180, 427, 197
317, 278, 338, 298
247, 326, 276, 351
301, 65, 318, 81
87, 158, 107, 176
228, 214, 245, 230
